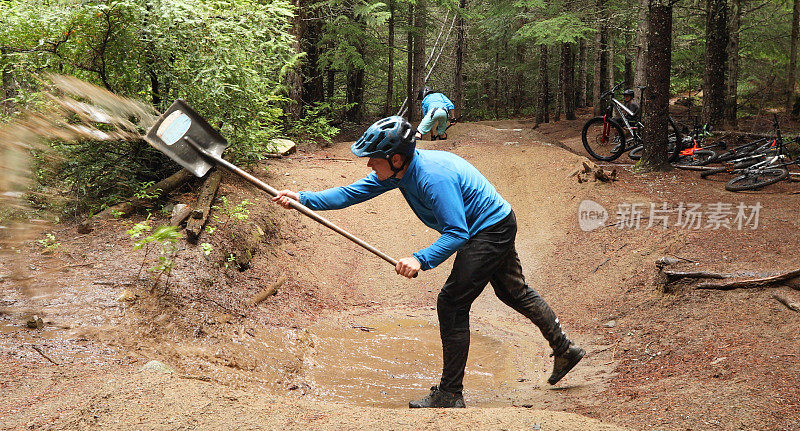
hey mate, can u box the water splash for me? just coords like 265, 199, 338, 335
0, 74, 158, 248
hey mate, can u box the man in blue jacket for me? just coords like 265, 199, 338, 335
416, 86, 455, 141
272, 116, 584, 408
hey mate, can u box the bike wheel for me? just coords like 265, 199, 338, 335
700, 158, 762, 179
716, 140, 766, 162
628, 145, 642, 160
675, 149, 716, 166
582, 117, 626, 161
725, 168, 789, 191
629, 118, 681, 162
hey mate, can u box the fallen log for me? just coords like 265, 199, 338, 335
170, 203, 194, 226
696, 268, 800, 290
773, 293, 800, 312
661, 269, 734, 282
247, 274, 286, 306
80, 169, 193, 233
186, 169, 223, 242
712, 130, 800, 140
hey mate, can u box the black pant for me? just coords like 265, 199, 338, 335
436, 210, 570, 394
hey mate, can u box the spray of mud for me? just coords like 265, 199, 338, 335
0, 75, 158, 285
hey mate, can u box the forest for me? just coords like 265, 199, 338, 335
1, 0, 799, 216
3, 1, 800, 429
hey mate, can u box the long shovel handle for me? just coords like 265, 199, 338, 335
184, 137, 416, 276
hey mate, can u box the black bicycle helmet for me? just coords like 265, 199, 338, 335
417, 86, 433, 100
351, 116, 416, 178
622, 89, 635, 97
352, 116, 416, 158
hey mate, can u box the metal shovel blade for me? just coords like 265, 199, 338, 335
144, 99, 228, 177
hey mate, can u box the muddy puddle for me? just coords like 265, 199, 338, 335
302, 314, 519, 408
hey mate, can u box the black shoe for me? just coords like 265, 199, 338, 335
408, 386, 466, 408
431, 135, 439, 141
548, 345, 585, 385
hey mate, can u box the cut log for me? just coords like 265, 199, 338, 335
186, 169, 223, 242
89, 169, 193, 227
773, 293, 800, 312
661, 269, 735, 281
247, 274, 286, 306
170, 203, 194, 226
696, 268, 800, 290
570, 159, 617, 183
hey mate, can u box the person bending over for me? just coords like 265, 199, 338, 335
272, 116, 585, 408
415, 86, 455, 141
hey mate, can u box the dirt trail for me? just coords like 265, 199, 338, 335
3, 117, 800, 430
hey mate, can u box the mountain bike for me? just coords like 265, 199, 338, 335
672, 119, 725, 166
582, 82, 681, 162
712, 117, 786, 163
700, 115, 798, 191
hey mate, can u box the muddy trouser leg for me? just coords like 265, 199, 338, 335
433, 109, 449, 136
417, 109, 437, 135
437, 211, 516, 394
490, 244, 571, 356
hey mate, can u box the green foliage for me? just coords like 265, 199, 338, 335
290, 102, 341, 143
214, 196, 253, 222
126, 219, 180, 290
514, 14, 594, 45
36, 233, 61, 254
200, 242, 214, 255
2, 0, 301, 217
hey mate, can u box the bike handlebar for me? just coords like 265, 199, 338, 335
600, 82, 625, 100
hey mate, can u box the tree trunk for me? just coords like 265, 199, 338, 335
494, 51, 500, 118
325, 67, 334, 100
787, 0, 800, 113
640, 3, 672, 171
411, 0, 426, 121
577, 39, 587, 107
453, 0, 466, 116
593, 0, 609, 114
556, 50, 563, 122
303, 12, 324, 105
633, 0, 649, 101
607, 28, 614, 86
563, 43, 576, 120
537, 44, 550, 124
624, 28, 633, 89
406, 4, 415, 121
514, 43, 526, 116
345, 67, 364, 122
726, 0, 741, 126
286, 0, 306, 121
702, 0, 728, 129
384, 0, 395, 116
1, 48, 17, 116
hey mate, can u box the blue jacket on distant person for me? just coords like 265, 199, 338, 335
421, 93, 455, 118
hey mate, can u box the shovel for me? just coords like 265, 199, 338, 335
145, 99, 414, 276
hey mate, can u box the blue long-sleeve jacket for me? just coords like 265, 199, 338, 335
421, 93, 455, 118
298, 149, 511, 271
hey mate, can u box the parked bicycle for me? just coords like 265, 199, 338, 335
700, 115, 798, 191
672, 119, 726, 166
582, 82, 681, 162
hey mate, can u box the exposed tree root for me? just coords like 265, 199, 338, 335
656, 257, 800, 292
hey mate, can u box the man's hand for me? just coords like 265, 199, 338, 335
272, 189, 300, 209
395, 256, 421, 279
